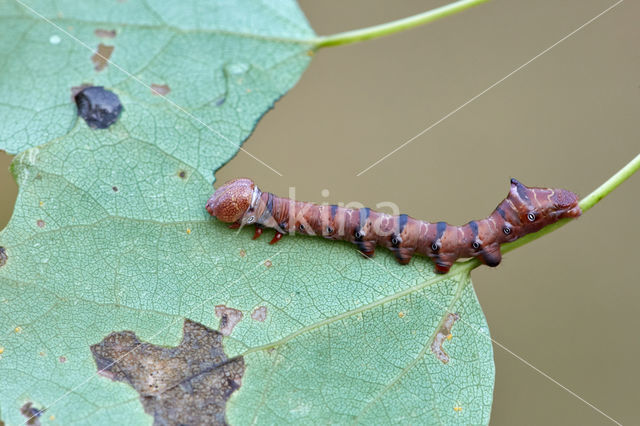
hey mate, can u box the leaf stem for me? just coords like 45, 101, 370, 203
313, 0, 489, 48
461, 152, 640, 270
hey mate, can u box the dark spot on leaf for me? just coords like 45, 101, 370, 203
178, 170, 186, 179
20, 402, 44, 426
75, 86, 122, 129
151, 84, 171, 96
90, 319, 244, 425
91, 43, 114, 71
94, 29, 116, 39
0, 247, 6, 267
431, 313, 459, 364
36, 220, 45, 228
112, 186, 118, 192
58, 356, 67, 363
264, 260, 272, 268
215, 305, 243, 336
251, 306, 267, 322
239, 249, 246, 257
215, 96, 226, 106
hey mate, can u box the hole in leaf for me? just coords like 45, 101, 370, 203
91, 43, 114, 71
430, 313, 459, 364
215, 305, 243, 336
251, 306, 267, 322
74, 86, 122, 129
94, 29, 116, 39
151, 84, 171, 96
90, 319, 244, 425
20, 402, 45, 426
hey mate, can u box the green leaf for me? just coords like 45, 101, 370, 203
0, 1, 494, 424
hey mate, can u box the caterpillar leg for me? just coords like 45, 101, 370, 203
434, 262, 452, 274
393, 247, 415, 265
356, 241, 376, 258
432, 254, 456, 274
252, 226, 263, 240
269, 232, 284, 245
479, 244, 502, 267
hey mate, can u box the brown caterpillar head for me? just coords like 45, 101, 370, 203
206, 178, 257, 223
508, 178, 581, 232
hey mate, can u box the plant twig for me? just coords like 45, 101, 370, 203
313, 0, 489, 48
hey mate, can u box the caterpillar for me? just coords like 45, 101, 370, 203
206, 178, 581, 274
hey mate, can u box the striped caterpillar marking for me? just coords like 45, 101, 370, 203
206, 178, 581, 274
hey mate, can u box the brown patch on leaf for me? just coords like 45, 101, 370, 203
0, 247, 7, 267
94, 29, 116, 38
178, 170, 186, 179
151, 84, 171, 96
70, 83, 91, 100
251, 306, 267, 322
430, 313, 459, 364
90, 319, 244, 425
238, 249, 246, 257
215, 305, 243, 336
20, 402, 44, 425
91, 43, 114, 71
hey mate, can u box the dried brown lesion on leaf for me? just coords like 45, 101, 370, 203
94, 29, 116, 38
151, 84, 171, 96
91, 44, 114, 71
215, 305, 243, 336
251, 306, 268, 322
430, 313, 460, 364
90, 319, 244, 425
70, 83, 92, 100
20, 402, 45, 426
0, 247, 7, 267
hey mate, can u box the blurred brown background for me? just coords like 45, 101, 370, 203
1, 0, 638, 424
